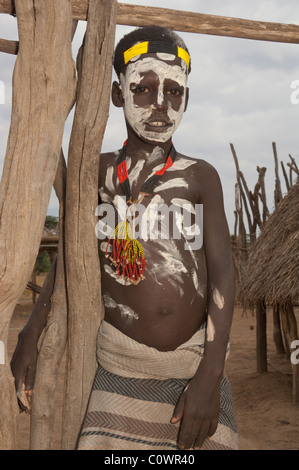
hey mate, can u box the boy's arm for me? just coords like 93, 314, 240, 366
10, 257, 57, 412
171, 163, 235, 450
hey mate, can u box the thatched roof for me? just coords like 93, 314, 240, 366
240, 179, 299, 307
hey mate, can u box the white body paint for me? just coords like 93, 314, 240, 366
147, 146, 164, 162
142, 194, 165, 241
99, 188, 112, 203
169, 158, 197, 171
171, 198, 196, 214
144, 238, 187, 296
174, 212, 200, 240
103, 295, 139, 321
128, 158, 145, 186
113, 194, 127, 220
100, 241, 111, 253
207, 315, 215, 342
105, 165, 116, 193
153, 177, 188, 193
213, 286, 225, 310
120, 57, 188, 143
192, 269, 199, 291
148, 158, 196, 179
104, 264, 129, 285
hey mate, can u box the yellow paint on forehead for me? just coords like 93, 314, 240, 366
124, 41, 149, 64
177, 47, 190, 69
123, 41, 190, 70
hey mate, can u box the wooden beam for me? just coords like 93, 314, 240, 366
1, 1, 299, 55
116, 4, 299, 44
0, 38, 18, 54
0, 0, 15, 15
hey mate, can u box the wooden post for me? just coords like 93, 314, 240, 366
29, 152, 68, 450
62, 0, 117, 449
231, 144, 248, 263
29, 21, 78, 452
272, 304, 285, 355
0, 0, 76, 449
256, 299, 267, 373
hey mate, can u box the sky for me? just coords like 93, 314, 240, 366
1, 0, 299, 232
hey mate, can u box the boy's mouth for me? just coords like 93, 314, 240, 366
145, 119, 172, 131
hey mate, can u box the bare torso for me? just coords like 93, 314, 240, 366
97, 149, 208, 351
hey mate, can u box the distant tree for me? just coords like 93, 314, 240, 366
34, 216, 58, 273
35, 251, 51, 274
44, 215, 58, 231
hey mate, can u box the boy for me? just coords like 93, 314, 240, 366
11, 26, 238, 450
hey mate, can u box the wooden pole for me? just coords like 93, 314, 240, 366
230, 144, 248, 264
29, 152, 68, 450
272, 304, 285, 355
2, 1, 299, 55
272, 142, 283, 206
29, 23, 78, 451
115, 3, 299, 44
62, 0, 117, 449
256, 299, 268, 373
0, 0, 76, 450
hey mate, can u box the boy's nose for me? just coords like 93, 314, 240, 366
153, 95, 168, 112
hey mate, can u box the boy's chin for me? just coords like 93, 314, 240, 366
136, 129, 174, 145
125, 121, 174, 146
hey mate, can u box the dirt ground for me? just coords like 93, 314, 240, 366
7, 274, 299, 451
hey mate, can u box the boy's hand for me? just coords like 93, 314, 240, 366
10, 328, 39, 413
171, 370, 221, 450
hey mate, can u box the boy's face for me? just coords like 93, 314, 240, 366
117, 53, 189, 144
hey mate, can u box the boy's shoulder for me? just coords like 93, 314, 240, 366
100, 150, 119, 164
175, 151, 220, 179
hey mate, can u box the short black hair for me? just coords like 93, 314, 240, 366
113, 25, 191, 77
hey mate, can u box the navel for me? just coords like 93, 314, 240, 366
159, 306, 172, 316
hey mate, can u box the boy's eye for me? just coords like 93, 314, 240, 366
166, 88, 183, 96
130, 85, 150, 94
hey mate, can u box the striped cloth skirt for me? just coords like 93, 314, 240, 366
77, 321, 238, 450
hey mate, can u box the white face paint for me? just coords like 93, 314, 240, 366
119, 57, 188, 143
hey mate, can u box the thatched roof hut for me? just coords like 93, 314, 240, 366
240, 179, 299, 308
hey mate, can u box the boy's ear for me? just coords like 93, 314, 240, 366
112, 80, 124, 108
184, 87, 189, 112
